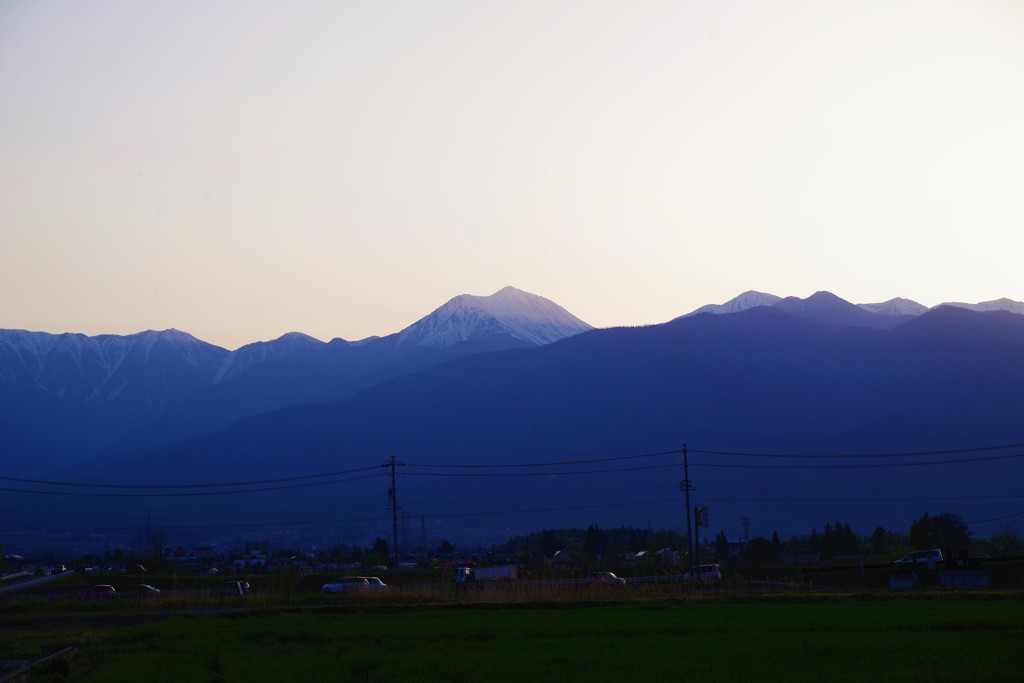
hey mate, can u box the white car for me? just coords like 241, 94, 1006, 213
893, 550, 943, 567
321, 576, 388, 594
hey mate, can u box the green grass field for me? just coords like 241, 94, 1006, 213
5, 592, 1023, 682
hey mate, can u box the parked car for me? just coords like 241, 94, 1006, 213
584, 572, 626, 586
129, 583, 161, 597
893, 550, 943, 567
208, 580, 250, 597
684, 564, 722, 581
321, 576, 388, 594
80, 584, 117, 599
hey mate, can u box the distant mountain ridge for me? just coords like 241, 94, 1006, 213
682, 290, 1024, 320
684, 290, 782, 316
0, 287, 592, 474
5, 285, 1024, 482
52, 300, 1024, 543
857, 297, 929, 317
216, 332, 326, 382
938, 297, 1024, 316
0, 328, 227, 401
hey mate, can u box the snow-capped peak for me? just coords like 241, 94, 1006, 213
395, 286, 593, 349
936, 297, 1024, 316
681, 290, 782, 318
857, 297, 928, 317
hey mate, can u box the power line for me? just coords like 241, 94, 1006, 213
0, 473, 380, 498
689, 442, 1024, 458
691, 452, 1024, 470
403, 464, 680, 477
406, 449, 681, 468
965, 508, 1024, 524
0, 465, 381, 489
7, 440, 1024, 491
703, 494, 1024, 503
0, 514, 390, 534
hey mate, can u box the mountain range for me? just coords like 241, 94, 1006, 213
0, 286, 591, 476
4, 287, 1024, 546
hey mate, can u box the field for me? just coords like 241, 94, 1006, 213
4, 585, 1024, 682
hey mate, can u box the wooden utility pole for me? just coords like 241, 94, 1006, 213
679, 445, 694, 571
381, 456, 405, 570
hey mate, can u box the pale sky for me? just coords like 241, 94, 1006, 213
2, 1, 1023, 350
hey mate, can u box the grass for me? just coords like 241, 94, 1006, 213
3, 591, 1017, 682
6, 575, 1024, 681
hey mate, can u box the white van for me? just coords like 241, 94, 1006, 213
893, 550, 943, 567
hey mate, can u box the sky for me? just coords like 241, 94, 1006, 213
2, 1, 1023, 350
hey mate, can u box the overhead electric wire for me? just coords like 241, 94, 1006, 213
701, 493, 1024, 503
0, 473, 380, 498
691, 452, 1024, 469
8, 485, 1024, 533
7, 440, 1024, 492
0, 465, 381, 489
966, 508, 1024, 524
0, 514, 390, 534
403, 463, 680, 477
688, 442, 1024, 458
406, 448, 681, 468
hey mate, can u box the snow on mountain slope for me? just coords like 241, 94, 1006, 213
0, 328, 228, 399
857, 297, 928, 317
217, 332, 326, 381
0, 329, 60, 383
937, 297, 1024, 316
681, 290, 782, 318
394, 286, 593, 349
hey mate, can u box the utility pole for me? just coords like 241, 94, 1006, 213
694, 506, 709, 566
679, 444, 694, 571
694, 506, 701, 566
381, 455, 405, 570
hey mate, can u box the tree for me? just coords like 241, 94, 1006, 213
584, 525, 610, 558
150, 529, 166, 558
714, 531, 729, 562
742, 537, 777, 566
627, 532, 643, 554
910, 512, 970, 550
650, 529, 679, 552
327, 544, 351, 563
364, 538, 389, 568
436, 539, 455, 555
871, 526, 888, 555
542, 531, 562, 557
988, 524, 1024, 557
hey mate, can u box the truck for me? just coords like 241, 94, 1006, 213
453, 564, 517, 584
